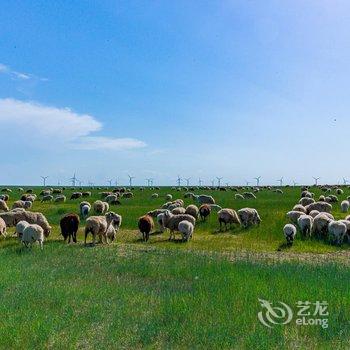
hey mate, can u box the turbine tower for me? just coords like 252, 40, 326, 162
245, 180, 250, 186
184, 177, 191, 186
198, 178, 203, 187
277, 177, 283, 187
216, 177, 223, 187
312, 177, 320, 186
146, 178, 152, 187
211, 179, 215, 187
128, 174, 135, 187
343, 177, 349, 185
292, 180, 298, 187
177, 175, 182, 187
254, 176, 261, 187
107, 179, 112, 187
41, 176, 48, 187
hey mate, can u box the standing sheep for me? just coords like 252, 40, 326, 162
341, 200, 350, 213
199, 204, 211, 221
21, 224, 44, 249
237, 208, 261, 228
283, 224, 297, 245
160, 210, 196, 240
138, 215, 154, 242
178, 220, 194, 241
297, 215, 313, 238
60, 213, 80, 243
217, 209, 241, 231
0, 200, 9, 212
93, 200, 109, 214
0, 217, 6, 237
185, 205, 199, 219
328, 221, 347, 245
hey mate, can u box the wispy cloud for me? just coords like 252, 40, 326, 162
0, 98, 146, 151
0, 63, 47, 81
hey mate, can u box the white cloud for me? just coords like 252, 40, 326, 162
0, 63, 46, 81
0, 98, 146, 151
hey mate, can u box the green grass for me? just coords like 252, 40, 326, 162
1, 185, 350, 348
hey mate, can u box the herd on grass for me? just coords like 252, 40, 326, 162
0, 185, 348, 249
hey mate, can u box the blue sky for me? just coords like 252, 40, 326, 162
0, 0, 349, 186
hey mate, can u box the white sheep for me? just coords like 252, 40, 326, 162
156, 213, 165, 232
237, 208, 261, 228
299, 197, 315, 206
309, 210, 320, 218
0, 217, 6, 237
297, 215, 313, 238
312, 213, 333, 238
21, 224, 44, 249
178, 220, 194, 241
16, 220, 30, 240
165, 194, 173, 201
283, 224, 297, 244
286, 211, 305, 225
328, 221, 347, 245
292, 204, 306, 213
341, 200, 350, 213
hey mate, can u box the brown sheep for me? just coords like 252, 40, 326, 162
138, 215, 154, 242
60, 213, 80, 243
199, 204, 211, 221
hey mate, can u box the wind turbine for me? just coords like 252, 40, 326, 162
78, 180, 83, 187
41, 176, 49, 187
343, 177, 349, 185
216, 177, 223, 187
177, 175, 182, 187
292, 180, 298, 187
245, 180, 250, 186
254, 176, 261, 187
146, 178, 153, 187
277, 177, 283, 187
127, 174, 135, 187
211, 179, 215, 187
70, 173, 78, 187
198, 178, 203, 187
107, 179, 112, 187
184, 177, 191, 186
312, 177, 320, 186
115, 178, 118, 186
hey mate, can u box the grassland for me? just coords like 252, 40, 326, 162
1, 185, 350, 349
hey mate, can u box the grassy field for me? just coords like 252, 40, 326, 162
1, 185, 350, 348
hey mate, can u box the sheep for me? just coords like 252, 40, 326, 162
305, 202, 332, 214
0, 200, 9, 212
54, 195, 66, 203
327, 195, 338, 203
217, 209, 241, 231
184, 192, 194, 199
105, 194, 120, 205
156, 213, 166, 232
312, 213, 333, 238
292, 204, 306, 213
172, 207, 186, 215
286, 211, 306, 225
80, 203, 91, 219
235, 194, 245, 200
52, 188, 63, 194
122, 192, 133, 198
165, 194, 173, 201
339, 220, 350, 241
297, 215, 313, 238
209, 204, 222, 211
84, 212, 122, 245
0, 194, 9, 201
151, 193, 159, 199
328, 221, 347, 245
237, 208, 261, 228
15, 220, 29, 240
70, 192, 83, 200
21, 194, 36, 202
309, 210, 320, 218
160, 210, 196, 240
0, 217, 6, 237
82, 191, 91, 197
12, 200, 32, 210
60, 213, 80, 243
193, 194, 215, 205
341, 200, 350, 213
147, 209, 167, 218
299, 197, 315, 206
93, 200, 109, 214
275, 189, 283, 194
185, 205, 199, 219
336, 188, 344, 195
21, 224, 44, 249
319, 195, 326, 202
199, 204, 211, 221
301, 191, 313, 198
41, 195, 53, 203
283, 224, 297, 245
243, 192, 257, 199
138, 215, 154, 242
178, 220, 194, 241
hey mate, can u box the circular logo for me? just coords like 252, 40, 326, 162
258, 298, 293, 328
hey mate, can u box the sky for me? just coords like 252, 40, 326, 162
0, 0, 349, 186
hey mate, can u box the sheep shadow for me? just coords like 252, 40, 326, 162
277, 242, 293, 251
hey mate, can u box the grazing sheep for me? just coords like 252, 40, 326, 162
0, 217, 6, 237
328, 221, 347, 245
0, 194, 9, 201
283, 224, 297, 245
0, 200, 9, 212
336, 188, 344, 195
70, 192, 83, 200
199, 204, 211, 221
12, 200, 32, 210
79, 202, 91, 219
21, 224, 44, 249
327, 195, 338, 203
151, 193, 159, 199
160, 210, 196, 240
309, 210, 320, 218
138, 215, 154, 242
292, 204, 306, 213
217, 209, 241, 231
319, 195, 326, 202
172, 207, 186, 215
147, 209, 167, 218
84, 212, 122, 245
93, 200, 109, 214
193, 195, 215, 205
297, 215, 313, 238
82, 191, 91, 197
122, 192, 133, 198
235, 194, 245, 200
301, 191, 313, 198
41, 195, 53, 203
185, 205, 199, 219
305, 202, 332, 214
156, 213, 166, 232
299, 197, 315, 206
209, 204, 222, 211
21, 194, 36, 202
105, 194, 120, 205
54, 195, 66, 203
237, 208, 261, 228
243, 192, 257, 199
178, 220, 194, 241
341, 200, 350, 213
275, 189, 283, 194
60, 213, 80, 243
312, 213, 333, 238
286, 211, 306, 225
165, 194, 173, 201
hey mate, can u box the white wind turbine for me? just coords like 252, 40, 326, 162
312, 177, 320, 186
216, 177, 223, 187
41, 176, 49, 187
254, 176, 261, 187
277, 177, 283, 187
128, 174, 135, 187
